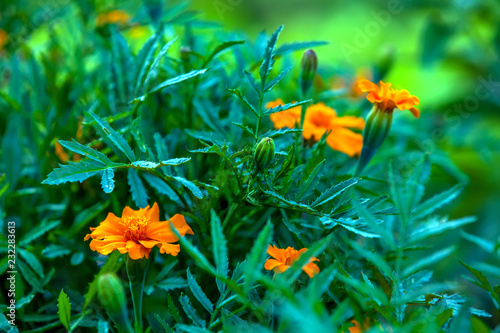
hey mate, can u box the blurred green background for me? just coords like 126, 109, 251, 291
1, 0, 500, 324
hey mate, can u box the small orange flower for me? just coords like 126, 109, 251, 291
264, 245, 320, 278
267, 98, 301, 129
303, 102, 364, 157
0, 29, 8, 50
96, 10, 130, 27
355, 79, 420, 118
85, 203, 193, 260
54, 141, 69, 163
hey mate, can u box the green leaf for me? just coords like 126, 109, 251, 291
169, 221, 216, 275
59, 139, 114, 166
227, 88, 257, 116
175, 324, 212, 333
133, 30, 162, 95
18, 259, 43, 292
203, 40, 245, 67
134, 69, 208, 102
128, 169, 149, 208
232, 122, 255, 137
210, 210, 228, 293
42, 160, 116, 186
295, 159, 324, 201
264, 64, 292, 92
243, 70, 260, 95
97, 320, 110, 333
42, 245, 71, 258
260, 127, 302, 139
275, 41, 328, 55
310, 178, 359, 208
259, 25, 283, 87
412, 184, 463, 220
186, 268, 214, 313
179, 293, 205, 327
18, 248, 44, 278
101, 168, 115, 194
262, 100, 311, 116
155, 277, 188, 292
244, 221, 273, 294
154, 313, 172, 333
20, 220, 60, 247
408, 216, 476, 244
89, 112, 136, 162
57, 290, 71, 331
403, 246, 455, 277
170, 175, 203, 199
144, 38, 177, 91
461, 231, 495, 253
142, 173, 182, 205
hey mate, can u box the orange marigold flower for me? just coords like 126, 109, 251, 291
355, 79, 420, 118
84, 203, 193, 260
303, 102, 365, 157
264, 245, 320, 278
267, 98, 301, 129
54, 141, 69, 163
0, 29, 8, 50
96, 10, 130, 26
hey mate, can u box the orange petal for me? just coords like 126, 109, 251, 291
409, 107, 420, 118
146, 203, 160, 222
355, 79, 379, 93
329, 116, 365, 130
126, 241, 150, 259
264, 258, 285, 271
302, 262, 320, 278
326, 127, 363, 157
157, 242, 181, 256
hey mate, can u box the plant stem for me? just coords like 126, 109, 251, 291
126, 256, 149, 333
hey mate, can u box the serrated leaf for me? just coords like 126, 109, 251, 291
232, 122, 255, 137
461, 231, 495, 253
142, 173, 182, 205
133, 30, 161, 95
18, 259, 43, 292
262, 100, 311, 116
58, 290, 71, 331
295, 159, 324, 201
244, 221, 273, 293
260, 127, 302, 139
59, 139, 114, 166
186, 268, 213, 313
20, 220, 60, 247
42, 160, 115, 186
412, 184, 463, 220
259, 25, 283, 87
310, 178, 359, 208
128, 169, 149, 208
42, 245, 71, 258
176, 324, 212, 333
154, 313, 172, 333
134, 69, 207, 102
144, 38, 177, 91
408, 216, 476, 244
18, 248, 43, 278
227, 88, 257, 116
155, 277, 188, 292
89, 112, 136, 162
179, 293, 205, 327
264, 64, 292, 92
403, 246, 455, 277
170, 221, 216, 275
210, 210, 228, 293
243, 70, 260, 95
101, 168, 115, 193
203, 40, 245, 67
275, 41, 328, 55
170, 175, 203, 199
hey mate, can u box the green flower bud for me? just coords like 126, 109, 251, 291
98, 273, 133, 333
354, 105, 393, 176
300, 49, 318, 96
254, 137, 275, 171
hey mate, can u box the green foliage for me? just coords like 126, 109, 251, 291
0, 1, 498, 332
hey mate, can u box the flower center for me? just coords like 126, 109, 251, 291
120, 215, 151, 241
284, 257, 295, 266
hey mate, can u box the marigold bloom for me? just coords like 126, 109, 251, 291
0, 29, 8, 50
267, 98, 301, 129
355, 79, 420, 118
303, 102, 364, 157
96, 10, 130, 26
264, 245, 320, 278
85, 203, 193, 260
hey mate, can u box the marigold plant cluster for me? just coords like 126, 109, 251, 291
1, 1, 499, 333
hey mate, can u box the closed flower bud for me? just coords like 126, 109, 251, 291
98, 273, 133, 332
301, 49, 318, 95
254, 137, 275, 171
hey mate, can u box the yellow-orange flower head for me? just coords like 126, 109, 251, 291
84, 203, 193, 260
264, 245, 320, 278
267, 99, 365, 157
355, 79, 420, 118
96, 10, 130, 26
